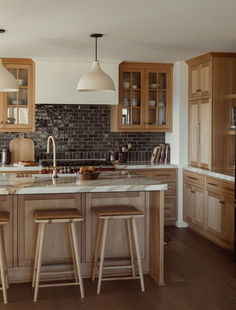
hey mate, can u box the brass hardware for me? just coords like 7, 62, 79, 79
219, 200, 225, 205
208, 182, 218, 187
188, 176, 198, 180
196, 89, 201, 92
190, 190, 195, 193
47, 136, 58, 178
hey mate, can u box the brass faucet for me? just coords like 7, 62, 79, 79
47, 136, 57, 178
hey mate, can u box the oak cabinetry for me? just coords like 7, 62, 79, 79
183, 169, 234, 251
187, 53, 236, 170
189, 98, 211, 168
110, 62, 173, 132
131, 169, 177, 225
0, 58, 35, 132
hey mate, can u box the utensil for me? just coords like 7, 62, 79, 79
114, 141, 120, 152
122, 146, 127, 152
127, 143, 132, 151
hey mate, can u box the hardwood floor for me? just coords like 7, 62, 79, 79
1, 227, 236, 309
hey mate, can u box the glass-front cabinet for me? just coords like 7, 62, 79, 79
0, 58, 35, 132
111, 62, 173, 132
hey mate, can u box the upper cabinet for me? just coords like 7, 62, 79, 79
110, 62, 173, 132
186, 53, 236, 171
0, 58, 35, 132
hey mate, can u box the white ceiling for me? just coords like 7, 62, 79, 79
0, 0, 236, 63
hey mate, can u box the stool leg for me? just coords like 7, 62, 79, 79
70, 222, 84, 299
92, 218, 102, 281
34, 223, 46, 302
0, 226, 8, 304
0, 226, 9, 289
32, 224, 42, 288
97, 218, 108, 295
126, 219, 136, 278
131, 218, 145, 292
67, 223, 79, 283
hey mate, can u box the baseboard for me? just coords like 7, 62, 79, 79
175, 220, 188, 228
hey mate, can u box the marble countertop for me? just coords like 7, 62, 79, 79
0, 170, 168, 195
0, 165, 42, 172
114, 162, 178, 169
184, 166, 235, 182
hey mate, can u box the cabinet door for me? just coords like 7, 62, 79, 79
145, 69, 172, 130
199, 98, 211, 169
119, 68, 144, 129
183, 183, 194, 222
206, 191, 222, 237
221, 197, 234, 245
189, 100, 199, 166
192, 186, 205, 228
0, 60, 35, 132
200, 62, 211, 97
189, 65, 201, 97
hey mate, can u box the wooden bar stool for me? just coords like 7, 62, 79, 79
0, 211, 9, 304
91, 205, 145, 294
32, 208, 84, 302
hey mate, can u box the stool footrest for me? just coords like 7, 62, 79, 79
40, 270, 74, 276
101, 265, 133, 270
102, 276, 140, 282
39, 281, 81, 288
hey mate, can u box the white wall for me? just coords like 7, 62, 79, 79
166, 61, 188, 227
33, 58, 119, 105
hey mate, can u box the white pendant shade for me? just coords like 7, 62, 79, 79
77, 60, 115, 92
0, 59, 18, 92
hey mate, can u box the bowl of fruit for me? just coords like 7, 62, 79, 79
78, 166, 99, 180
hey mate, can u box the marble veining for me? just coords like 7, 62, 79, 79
184, 166, 234, 182
0, 171, 168, 195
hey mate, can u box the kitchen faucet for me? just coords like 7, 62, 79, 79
47, 136, 57, 178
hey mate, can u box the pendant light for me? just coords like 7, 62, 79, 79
0, 29, 19, 92
77, 34, 115, 92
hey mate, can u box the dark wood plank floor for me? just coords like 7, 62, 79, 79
1, 227, 236, 309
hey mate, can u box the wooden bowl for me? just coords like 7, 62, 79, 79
78, 173, 99, 180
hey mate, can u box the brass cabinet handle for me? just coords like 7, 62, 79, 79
196, 89, 201, 92
191, 190, 195, 193
187, 176, 198, 180
219, 200, 225, 205
208, 182, 218, 187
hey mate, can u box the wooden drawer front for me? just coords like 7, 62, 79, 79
164, 181, 176, 197
164, 198, 176, 219
184, 170, 205, 187
134, 169, 176, 181
206, 177, 234, 197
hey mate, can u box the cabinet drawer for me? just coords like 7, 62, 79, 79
164, 198, 176, 219
134, 169, 176, 181
206, 177, 234, 197
184, 170, 205, 187
164, 181, 176, 197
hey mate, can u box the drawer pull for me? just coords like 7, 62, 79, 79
155, 174, 170, 177
208, 182, 218, 187
196, 89, 201, 92
219, 200, 225, 205
225, 187, 234, 192
190, 190, 195, 193
187, 176, 198, 180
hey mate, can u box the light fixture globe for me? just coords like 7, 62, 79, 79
77, 60, 115, 91
0, 59, 19, 92
77, 34, 115, 92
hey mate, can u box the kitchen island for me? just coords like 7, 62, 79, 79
0, 171, 167, 285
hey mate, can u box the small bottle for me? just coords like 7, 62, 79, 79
110, 152, 115, 162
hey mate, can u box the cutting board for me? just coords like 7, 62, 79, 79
10, 134, 35, 163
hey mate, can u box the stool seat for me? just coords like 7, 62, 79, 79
0, 211, 9, 223
34, 208, 83, 221
93, 205, 143, 217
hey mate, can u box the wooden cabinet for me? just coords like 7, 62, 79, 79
183, 169, 235, 251
187, 53, 236, 171
189, 98, 211, 168
110, 62, 173, 132
0, 58, 35, 132
189, 61, 211, 98
131, 168, 177, 225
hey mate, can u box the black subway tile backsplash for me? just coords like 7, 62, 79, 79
0, 104, 165, 162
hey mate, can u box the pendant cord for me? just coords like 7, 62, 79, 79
95, 37, 97, 61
